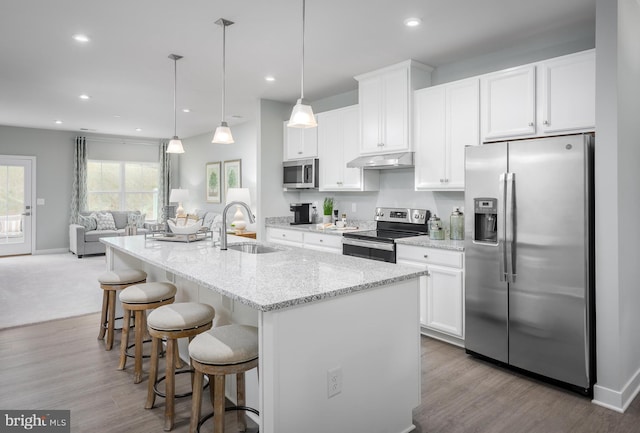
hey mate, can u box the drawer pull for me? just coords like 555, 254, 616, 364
423, 254, 428, 258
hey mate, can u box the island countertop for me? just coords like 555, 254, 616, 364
101, 235, 426, 312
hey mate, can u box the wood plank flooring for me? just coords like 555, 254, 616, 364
1, 313, 639, 433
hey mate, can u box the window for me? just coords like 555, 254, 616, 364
87, 160, 159, 220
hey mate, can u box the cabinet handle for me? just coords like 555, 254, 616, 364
320, 239, 323, 242
426, 271, 431, 276
440, 178, 444, 183
377, 143, 384, 147
543, 120, 549, 125
282, 234, 286, 237
423, 254, 428, 258
298, 151, 303, 154
528, 122, 534, 127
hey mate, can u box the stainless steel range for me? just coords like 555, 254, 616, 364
342, 207, 430, 263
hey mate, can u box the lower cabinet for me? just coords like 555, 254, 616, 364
397, 244, 464, 346
266, 227, 342, 254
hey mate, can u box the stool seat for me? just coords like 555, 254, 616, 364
120, 282, 177, 304
147, 302, 215, 331
189, 325, 259, 365
99, 269, 148, 285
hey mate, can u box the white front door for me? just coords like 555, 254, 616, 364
0, 157, 33, 256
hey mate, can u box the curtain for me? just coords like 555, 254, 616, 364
69, 136, 87, 224
158, 141, 172, 222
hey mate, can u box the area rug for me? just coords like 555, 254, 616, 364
0, 253, 106, 329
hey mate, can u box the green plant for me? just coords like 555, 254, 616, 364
323, 197, 334, 216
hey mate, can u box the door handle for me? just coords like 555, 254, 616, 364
498, 174, 507, 281
505, 173, 516, 283
22, 212, 31, 216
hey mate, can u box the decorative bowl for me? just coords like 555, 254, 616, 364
167, 219, 203, 235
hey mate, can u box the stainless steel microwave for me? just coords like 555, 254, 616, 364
283, 158, 319, 189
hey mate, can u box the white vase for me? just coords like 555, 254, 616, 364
322, 215, 332, 224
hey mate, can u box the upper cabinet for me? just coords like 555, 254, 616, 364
355, 60, 432, 155
414, 77, 479, 190
317, 105, 379, 191
481, 49, 595, 142
283, 122, 318, 161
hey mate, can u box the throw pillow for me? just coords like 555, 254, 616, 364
127, 212, 146, 228
96, 212, 117, 230
78, 214, 97, 231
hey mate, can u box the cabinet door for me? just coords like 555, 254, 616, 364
266, 227, 303, 246
482, 65, 536, 141
446, 78, 479, 188
317, 110, 343, 190
340, 106, 365, 189
382, 67, 410, 152
414, 86, 446, 190
539, 50, 595, 134
425, 265, 463, 337
359, 77, 383, 153
284, 122, 318, 160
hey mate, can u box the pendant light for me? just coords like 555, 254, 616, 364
288, 0, 317, 128
166, 54, 185, 153
212, 18, 235, 144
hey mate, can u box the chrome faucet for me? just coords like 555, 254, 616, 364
219, 201, 256, 250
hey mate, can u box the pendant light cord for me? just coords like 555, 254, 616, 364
221, 22, 226, 122
173, 57, 178, 137
300, 0, 306, 100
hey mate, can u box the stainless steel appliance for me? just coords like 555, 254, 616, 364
290, 202, 312, 225
283, 158, 319, 189
464, 133, 595, 396
342, 207, 430, 263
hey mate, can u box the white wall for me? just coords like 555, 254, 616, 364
593, 0, 640, 412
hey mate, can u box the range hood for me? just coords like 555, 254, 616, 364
346, 152, 414, 169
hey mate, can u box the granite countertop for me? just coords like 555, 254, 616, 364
265, 216, 375, 236
101, 235, 426, 312
395, 235, 465, 251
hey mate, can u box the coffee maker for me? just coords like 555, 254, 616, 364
290, 203, 312, 225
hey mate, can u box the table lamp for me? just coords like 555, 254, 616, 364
169, 188, 189, 216
226, 188, 251, 232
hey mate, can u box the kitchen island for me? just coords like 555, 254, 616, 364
101, 235, 425, 433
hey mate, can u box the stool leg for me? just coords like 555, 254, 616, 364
134, 310, 144, 384
106, 290, 117, 351
164, 338, 176, 431
145, 336, 160, 410
189, 369, 204, 433
237, 372, 246, 432
213, 375, 225, 433
118, 307, 132, 370
98, 290, 109, 340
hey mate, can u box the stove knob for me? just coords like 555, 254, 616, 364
414, 213, 419, 219
379, 211, 384, 217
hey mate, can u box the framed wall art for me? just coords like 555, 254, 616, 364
205, 161, 222, 203
223, 159, 242, 197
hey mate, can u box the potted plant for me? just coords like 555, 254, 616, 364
323, 197, 334, 224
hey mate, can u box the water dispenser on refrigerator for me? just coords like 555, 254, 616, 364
474, 198, 498, 243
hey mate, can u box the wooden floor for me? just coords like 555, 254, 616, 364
1, 313, 639, 433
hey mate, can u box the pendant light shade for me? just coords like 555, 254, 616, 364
288, 0, 317, 128
166, 54, 185, 154
212, 18, 235, 144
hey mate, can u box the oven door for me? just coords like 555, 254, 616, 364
342, 237, 396, 263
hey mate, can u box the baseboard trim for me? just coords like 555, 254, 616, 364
33, 248, 68, 255
593, 365, 640, 413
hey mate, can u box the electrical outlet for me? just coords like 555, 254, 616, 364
327, 366, 342, 398
351, 203, 357, 212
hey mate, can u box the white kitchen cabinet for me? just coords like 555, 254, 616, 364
355, 60, 432, 155
397, 244, 464, 346
317, 105, 379, 191
303, 232, 342, 254
414, 77, 479, 190
283, 121, 318, 161
481, 49, 595, 142
266, 227, 304, 247
537, 49, 595, 134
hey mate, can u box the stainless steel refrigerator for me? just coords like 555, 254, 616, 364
464, 133, 594, 396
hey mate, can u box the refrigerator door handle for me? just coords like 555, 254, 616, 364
498, 173, 507, 281
505, 173, 516, 283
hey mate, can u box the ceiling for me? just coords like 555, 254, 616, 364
0, 0, 595, 140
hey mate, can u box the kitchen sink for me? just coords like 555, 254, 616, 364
227, 242, 281, 254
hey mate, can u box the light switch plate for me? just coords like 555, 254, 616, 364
37, 198, 45, 205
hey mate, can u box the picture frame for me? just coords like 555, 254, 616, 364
223, 159, 242, 197
205, 161, 222, 203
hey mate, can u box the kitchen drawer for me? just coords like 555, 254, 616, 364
396, 245, 463, 268
304, 232, 343, 251
266, 227, 304, 244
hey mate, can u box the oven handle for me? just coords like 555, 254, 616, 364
342, 237, 395, 251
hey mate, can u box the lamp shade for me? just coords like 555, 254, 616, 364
226, 187, 251, 205
287, 98, 317, 128
169, 188, 189, 203
212, 122, 234, 144
166, 137, 185, 154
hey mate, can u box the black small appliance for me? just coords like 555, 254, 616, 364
290, 203, 312, 225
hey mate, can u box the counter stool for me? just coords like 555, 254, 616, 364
118, 282, 178, 383
146, 302, 216, 431
188, 324, 259, 433
97, 269, 147, 351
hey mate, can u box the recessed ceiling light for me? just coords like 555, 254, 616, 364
182, 108, 191, 113
135, 128, 142, 132
113, 115, 121, 118
404, 17, 422, 27
265, 76, 276, 82
73, 34, 90, 43
79, 94, 90, 100
54, 120, 62, 124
